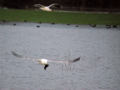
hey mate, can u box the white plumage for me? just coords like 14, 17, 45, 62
38, 59, 48, 65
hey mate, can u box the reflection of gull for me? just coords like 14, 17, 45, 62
33, 3, 57, 12
11, 51, 80, 70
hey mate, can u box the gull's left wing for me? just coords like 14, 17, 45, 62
48, 57, 80, 64
33, 4, 45, 8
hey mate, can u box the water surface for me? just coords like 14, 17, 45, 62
0, 22, 120, 90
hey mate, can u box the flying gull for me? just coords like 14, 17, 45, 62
11, 51, 80, 70
33, 3, 58, 12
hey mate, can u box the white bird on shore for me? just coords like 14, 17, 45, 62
33, 3, 58, 12
11, 51, 80, 70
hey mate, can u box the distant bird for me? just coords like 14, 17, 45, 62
33, 3, 58, 12
106, 24, 111, 29
89, 24, 96, 27
11, 51, 80, 70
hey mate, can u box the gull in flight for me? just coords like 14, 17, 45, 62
33, 3, 58, 12
11, 51, 80, 70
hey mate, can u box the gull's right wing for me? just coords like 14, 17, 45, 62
11, 51, 38, 62
48, 3, 58, 8
11, 51, 23, 58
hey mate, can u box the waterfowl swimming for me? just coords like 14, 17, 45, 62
33, 3, 58, 12
11, 51, 80, 70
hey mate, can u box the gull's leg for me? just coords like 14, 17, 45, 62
44, 64, 49, 70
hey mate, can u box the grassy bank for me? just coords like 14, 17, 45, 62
0, 9, 120, 25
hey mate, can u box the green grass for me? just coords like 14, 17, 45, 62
0, 8, 120, 25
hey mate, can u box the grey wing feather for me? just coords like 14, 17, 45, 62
33, 4, 44, 7
69, 57, 80, 63
11, 51, 23, 58
48, 3, 57, 8
48, 57, 80, 64
11, 51, 38, 62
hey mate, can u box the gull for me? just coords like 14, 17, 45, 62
33, 3, 58, 12
11, 51, 80, 70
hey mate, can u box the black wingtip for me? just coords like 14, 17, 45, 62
73, 57, 80, 62
11, 51, 23, 58
44, 64, 49, 70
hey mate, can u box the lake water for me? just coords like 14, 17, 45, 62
0, 22, 120, 90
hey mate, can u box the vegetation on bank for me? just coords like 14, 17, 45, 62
0, 9, 120, 25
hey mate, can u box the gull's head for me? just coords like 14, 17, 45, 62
38, 59, 48, 65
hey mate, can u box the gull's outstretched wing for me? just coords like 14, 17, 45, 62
48, 3, 58, 8
11, 51, 38, 62
69, 57, 80, 63
11, 51, 23, 58
33, 4, 45, 8
48, 57, 80, 64
11, 51, 80, 64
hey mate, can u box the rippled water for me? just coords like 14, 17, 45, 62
0, 22, 120, 90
